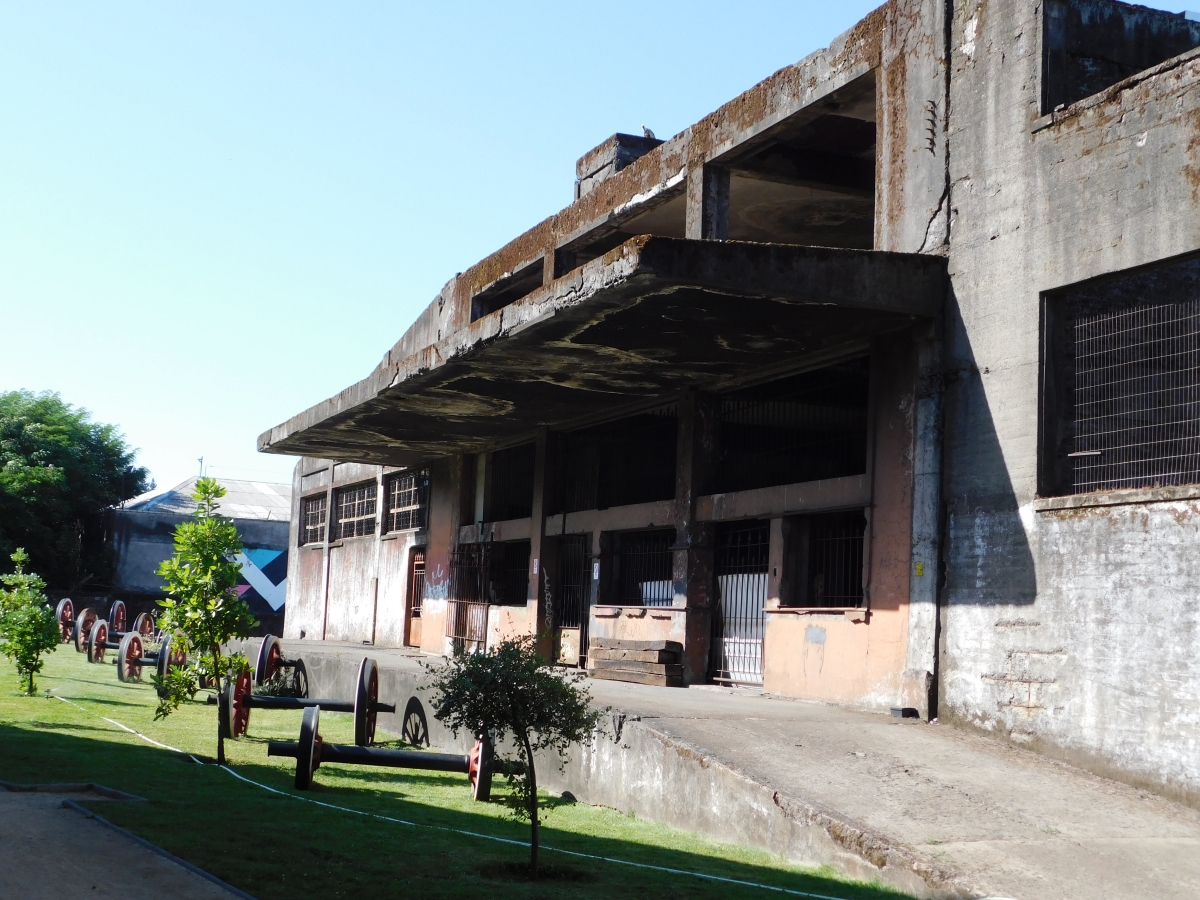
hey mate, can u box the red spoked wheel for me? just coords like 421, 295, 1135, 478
222, 669, 253, 739
255, 635, 283, 686
468, 736, 493, 802
117, 632, 143, 683
87, 620, 108, 664
107, 600, 126, 634
353, 658, 379, 747
55, 599, 74, 643
131, 612, 154, 637
295, 706, 323, 790
74, 608, 97, 653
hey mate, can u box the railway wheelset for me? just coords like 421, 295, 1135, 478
228, 635, 503, 800
214, 651, 394, 747
53, 599, 133, 652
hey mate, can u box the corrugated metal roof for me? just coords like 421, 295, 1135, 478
124, 477, 292, 521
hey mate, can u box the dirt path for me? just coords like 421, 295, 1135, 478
0, 789, 247, 900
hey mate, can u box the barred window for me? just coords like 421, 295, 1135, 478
385, 470, 428, 532
716, 357, 869, 494
300, 494, 327, 546
614, 530, 673, 607
780, 511, 866, 608
333, 481, 377, 540
1042, 257, 1200, 495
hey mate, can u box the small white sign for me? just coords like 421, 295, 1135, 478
533, 558, 539, 574
592, 561, 600, 581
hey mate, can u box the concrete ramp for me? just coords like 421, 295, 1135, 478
260, 640, 1200, 900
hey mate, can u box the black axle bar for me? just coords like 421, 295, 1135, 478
205, 695, 395, 714
267, 741, 468, 772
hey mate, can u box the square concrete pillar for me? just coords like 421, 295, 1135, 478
685, 164, 730, 241
672, 390, 719, 682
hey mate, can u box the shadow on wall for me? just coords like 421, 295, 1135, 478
941, 285, 1037, 611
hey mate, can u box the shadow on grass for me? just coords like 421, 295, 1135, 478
0, 722, 914, 900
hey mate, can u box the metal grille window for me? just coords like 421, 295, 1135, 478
716, 359, 869, 494
385, 470, 428, 532
447, 541, 530, 607
807, 513, 866, 608
300, 494, 327, 545
333, 482, 377, 540
557, 405, 677, 513
552, 535, 591, 629
1042, 259, 1200, 495
485, 443, 536, 522
711, 520, 770, 685
615, 531, 673, 606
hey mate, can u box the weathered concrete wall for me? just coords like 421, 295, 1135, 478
940, 0, 1200, 803
763, 331, 922, 710
284, 458, 426, 648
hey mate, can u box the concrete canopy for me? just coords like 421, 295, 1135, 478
259, 236, 946, 467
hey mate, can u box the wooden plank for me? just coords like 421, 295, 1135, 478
587, 667, 683, 688
589, 647, 679, 664
588, 637, 683, 653
590, 658, 683, 676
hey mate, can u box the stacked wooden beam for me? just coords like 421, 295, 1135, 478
587, 637, 683, 687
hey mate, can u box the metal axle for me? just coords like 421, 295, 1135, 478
267, 741, 468, 772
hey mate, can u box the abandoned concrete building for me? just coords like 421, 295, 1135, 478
260, 0, 1200, 806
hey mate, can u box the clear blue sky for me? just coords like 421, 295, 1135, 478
0, 1, 1181, 492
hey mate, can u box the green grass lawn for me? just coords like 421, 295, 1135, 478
0, 648, 913, 900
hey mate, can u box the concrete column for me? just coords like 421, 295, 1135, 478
421, 454, 470, 655
684, 164, 730, 240
672, 390, 719, 683
905, 325, 943, 718
527, 429, 554, 657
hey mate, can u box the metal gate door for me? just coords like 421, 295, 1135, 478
710, 520, 769, 685
404, 548, 425, 648
552, 535, 591, 665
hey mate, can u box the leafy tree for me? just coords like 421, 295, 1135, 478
153, 478, 256, 732
0, 390, 151, 588
428, 637, 604, 877
0, 549, 60, 694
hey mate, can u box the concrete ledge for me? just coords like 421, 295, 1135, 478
1033, 484, 1200, 512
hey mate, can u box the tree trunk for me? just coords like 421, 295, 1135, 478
213, 646, 225, 764
522, 732, 539, 878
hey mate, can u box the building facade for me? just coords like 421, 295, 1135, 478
264, 0, 1200, 804
110, 478, 291, 635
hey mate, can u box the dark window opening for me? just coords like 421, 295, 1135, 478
716, 357, 870, 494
711, 520, 770, 685
724, 72, 876, 249
448, 540, 531, 607
300, 494, 327, 546
613, 530, 673, 606
555, 405, 678, 513
385, 470, 428, 532
1043, 0, 1200, 113
781, 511, 866, 608
484, 443, 536, 522
1041, 256, 1200, 495
333, 481, 377, 540
552, 534, 591, 629
470, 257, 544, 322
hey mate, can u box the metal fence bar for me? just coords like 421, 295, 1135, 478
710, 521, 769, 685
553, 535, 590, 629
1072, 298, 1200, 492
616, 531, 673, 606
